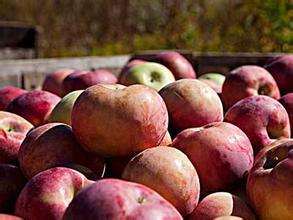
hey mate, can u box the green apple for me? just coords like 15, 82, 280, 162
120, 62, 175, 91
198, 73, 226, 87
49, 90, 83, 125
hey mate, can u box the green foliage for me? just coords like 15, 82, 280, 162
0, 0, 291, 57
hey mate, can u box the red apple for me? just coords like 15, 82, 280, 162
264, 54, 293, 95
18, 123, 105, 179
6, 90, 61, 127
15, 167, 93, 220
188, 192, 256, 220
42, 68, 75, 97
62, 69, 118, 95
152, 51, 196, 79
159, 79, 223, 134
279, 93, 293, 133
72, 84, 168, 158
198, 78, 222, 94
224, 95, 290, 153
0, 214, 22, 220
118, 59, 146, 83
172, 122, 254, 193
0, 164, 26, 213
63, 178, 183, 220
0, 87, 27, 111
222, 65, 280, 111
0, 111, 33, 164
247, 139, 293, 219
122, 146, 200, 216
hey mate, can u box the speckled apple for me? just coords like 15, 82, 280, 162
279, 93, 293, 133
224, 95, 290, 153
247, 139, 293, 219
72, 84, 169, 158
265, 55, 293, 95
0, 86, 27, 111
42, 68, 75, 97
15, 167, 93, 220
122, 146, 200, 216
172, 122, 254, 193
62, 70, 118, 95
152, 51, 196, 79
18, 123, 105, 179
63, 178, 183, 220
188, 192, 256, 220
0, 111, 33, 164
159, 79, 223, 134
222, 65, 280, 111
6, 90, 61, 126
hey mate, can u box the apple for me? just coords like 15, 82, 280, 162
6, 90, 61, 127
246, 139, 293, 219
221, 65, 280, 111
159, 79, 223, 134
188, 192, 256, 220
224, 95, 291, 153
15, 167, 93, 220
0, 164, 26, 213
198, 78, 222, 94
62, 69, 118, 95
18, 123, 105, 179
172, 122, 254, 193
122, 146, 200, 216
72, 84, 169, 158
279, 93, 293, 133
152, 51, 196, 79
264, 54, 293, 95
105, 131, 172, 178
0, 87, 27, 111
0, 111, 33, 164
49, 90, 83, 125
213, 217, 243, 220
42, 68, 75, 97
63, 178, 183, 220
120, 62, 175, 91
0, 214, 22, 220
118, 59, 146, 83
198, 73, 226, 87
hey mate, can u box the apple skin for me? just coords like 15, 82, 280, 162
6, 90, 61, 127
105, 131, 172, 178
152, 51, 196, 79
188, 192, 256, 220
120, 62, 175, 91
63, 178, 183, 220
246, 139, 293, 220
264, 54, 293, 95
122, 146, 200, 216
279, 93, 293, 133
49, 90, 83, 125
0, 111, 33, 164
0, 164, 26, 213
62, 69, 118, 95
224, 95, 291, 153
198, 73, 226, 87
198, 78, 222, 94
0, 214, 22, 220
221, 65, 280, 111
15, 167, 93, 220
72, 84, 169, 158
42, 68, 75, 97
172, 122, 254, 193
159, 79, 223, 134
0, 87, 27, 111
118, 59, 146, 83
18, 123, 105, 179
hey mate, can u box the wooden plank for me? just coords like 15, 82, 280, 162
0, 73, 22, 88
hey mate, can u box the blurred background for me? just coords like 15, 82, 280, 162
0, 0, 292, 58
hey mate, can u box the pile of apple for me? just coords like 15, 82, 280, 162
0, 51, 292, 220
